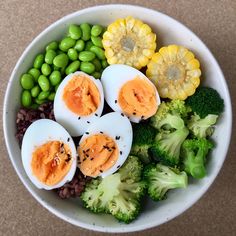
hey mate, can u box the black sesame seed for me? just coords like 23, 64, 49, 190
67, 137, 70, 142
86, 149, 90, 152
95, 113, 98, 116
100, 170, 103, 173
67, 154, 70, 157
115, 100, 117, 103
87, 121, 90, 124
100, 131, 103, 134
60, 143, 64, 147
83, 158, 86, 162
90, 158, 94, 161
78, 161, 81, 164
108, 149, 112, 152
133, 112, 136, 115
112, 147, 116, 149
120, 151, 123, 155
85, 132, 89, 135
86, 154, 89, 158
78, 117, 81, 120
141, 115, 145, 119
117, 165, 120, 169
115, 136, 120, 140
88, 197, 91, 200
83, 150, 86, 154
121, 113, 124, 117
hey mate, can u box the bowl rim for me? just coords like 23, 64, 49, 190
3, 4, 232, 233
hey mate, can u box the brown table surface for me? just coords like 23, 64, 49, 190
1, 0, 235, 235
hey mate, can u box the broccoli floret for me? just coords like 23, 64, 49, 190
186, 87, 224, 118
181, 138, 214, 179
130, 123, 157, 164
149, 127, 189, 166
187, 114, 218, 138
144, 163, 188, 201
80, 156, 146, 223
150, 100, 191, 129
130, 144, 152, 164
132, 123, 157, 145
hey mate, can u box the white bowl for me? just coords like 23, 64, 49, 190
3, 4, 232, 233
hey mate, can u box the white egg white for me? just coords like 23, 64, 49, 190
78, 112, 133, 178
101, 64, 161, 123
21, 119, 77, 190
54, 71, 104, 136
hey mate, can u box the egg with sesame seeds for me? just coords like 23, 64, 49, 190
54, 71, 104, 136
78, 112, 132, 178
21, 119, 77, 190
101, 64, 161, 123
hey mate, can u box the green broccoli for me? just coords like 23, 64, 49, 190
150, 100, 191, 129
149, 127, 189, 166
181, 138, 214, 179
130, 123, 157, 164
144, 163, 188, 201
80, 156, 146, 223
186, 87, 224, 118
187, 114, 218, 138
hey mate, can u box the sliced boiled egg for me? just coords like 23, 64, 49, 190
21, 119, 77, 190
78, 112, 132, 178
101, 64, 160, 123
54, 71, 104, 136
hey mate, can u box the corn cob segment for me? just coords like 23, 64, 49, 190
146, 45, 201, 100
102, 16, 157, 69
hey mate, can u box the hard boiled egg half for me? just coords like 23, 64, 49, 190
78, 112, 132, 178
54, 71, 104, 136
101, 64, 160, 123
21, 119, 77, 190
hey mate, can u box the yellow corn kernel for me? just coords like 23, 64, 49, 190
146, 45, 201, 100
102, 16, 157, 69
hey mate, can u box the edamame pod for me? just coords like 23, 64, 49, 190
65, 61, 80, 75
59, 37, 76, 51
80, 23, 91, 41
69, 24, 82, 40
33, 54, 44, 69
53, 54, 69, 68
78, 51, 96, 62
38, 75, 50, 91
21, 90, 32, 107
45, 50, 57, 64
90, 46, 105, 60
91, 25, 103, 37
20, 73, 34, 90
80, 62, 95, 74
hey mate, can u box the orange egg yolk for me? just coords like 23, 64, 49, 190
31, 141, 72, 186
78, 134, 118, 177
63, 75, 100, 116
118, 77, 158, 119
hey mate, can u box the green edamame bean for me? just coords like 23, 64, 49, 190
78, 51, 96, 62
38, 75, 50, 91
48, 92, 56, 101
91, 25, 103, 37
20, 73, 34, 90
33, 54, 44, 69
80, 62, 95, 74
85, 41, 94, 51
90, 46, 105, 60
74, 40, 85, 51
92, 58, 102, 71
35, 98, 46, 105
31, 85, 41, 98
41, 63, 51, 76
91, 36, 103, 48
38, 91, 50, 100
46, 41, 58, 51
21, 90, 32, 107
80, 23, 91, 41
65, 61, 80, 75
67, 48, 78, 61
92, 71, 101, 79
59, 37, 76, 52
30, 103, 39, 110
53, 53, 69, 68
49, 71, 61, 86
55, 84, 60, 92
45, 49, 57, 64
69, 24, 82, 40
102, 60, 109, 68
28, 68, 40, 82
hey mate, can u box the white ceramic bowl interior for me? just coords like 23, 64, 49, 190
3, 4, 232, 233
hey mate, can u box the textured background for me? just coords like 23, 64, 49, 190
0, 0, 235, 235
